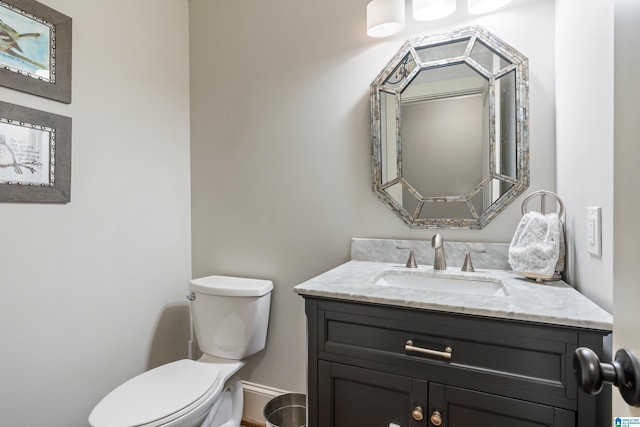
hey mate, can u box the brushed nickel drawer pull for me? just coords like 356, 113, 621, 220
405, 340, 453, 359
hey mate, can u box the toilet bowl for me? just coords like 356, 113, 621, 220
89, 276, 273, 427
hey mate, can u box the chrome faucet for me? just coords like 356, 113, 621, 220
431, 234, 447, 270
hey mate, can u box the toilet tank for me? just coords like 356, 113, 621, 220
188, 275, 273, 360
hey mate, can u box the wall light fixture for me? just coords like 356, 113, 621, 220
467, 0, 513, 15
367, 0, 514, 38
367, 0, 405, 38
413, 0, 456, 21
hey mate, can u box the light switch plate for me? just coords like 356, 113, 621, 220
586, 207, 602, 256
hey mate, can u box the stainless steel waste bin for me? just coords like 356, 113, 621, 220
263, 393, 306, 427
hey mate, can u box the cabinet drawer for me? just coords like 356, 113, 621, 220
317, 300, 578, 408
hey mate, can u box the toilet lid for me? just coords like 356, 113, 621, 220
89, 359, 222, 427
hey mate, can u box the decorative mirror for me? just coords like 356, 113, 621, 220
371, 26, 529, 229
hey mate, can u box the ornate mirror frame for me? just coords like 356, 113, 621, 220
371, 26, 529, 229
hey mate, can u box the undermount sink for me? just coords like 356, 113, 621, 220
373, 270, 507, 297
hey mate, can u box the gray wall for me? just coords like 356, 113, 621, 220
0, 1, 192, 425
556, 0, 614, 312
189, 0, 557, 392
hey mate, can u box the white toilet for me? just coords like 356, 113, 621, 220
89, 275, 273, 427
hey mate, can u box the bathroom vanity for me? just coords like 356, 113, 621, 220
294, 240, 613, 427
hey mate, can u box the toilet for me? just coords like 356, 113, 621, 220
89, 275, 273, 427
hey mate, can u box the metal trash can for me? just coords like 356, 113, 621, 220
263, 393, 306, 427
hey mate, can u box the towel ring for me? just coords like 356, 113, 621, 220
521, 190, 564, 218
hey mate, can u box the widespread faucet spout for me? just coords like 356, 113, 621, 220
431, 234, 447, 271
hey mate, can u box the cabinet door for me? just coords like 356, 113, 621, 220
429, 383, 575, 427
318, 361, 428, 427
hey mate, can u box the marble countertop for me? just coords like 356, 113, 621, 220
294, 260, 613, 331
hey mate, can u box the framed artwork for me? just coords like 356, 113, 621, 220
0, 0, 71, 103
0, 100, 71, 203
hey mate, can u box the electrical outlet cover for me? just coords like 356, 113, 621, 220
586, 207, 602, 256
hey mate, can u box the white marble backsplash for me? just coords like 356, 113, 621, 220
351, 238, 511, 270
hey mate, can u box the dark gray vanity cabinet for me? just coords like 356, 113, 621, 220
304, 298, 611, 427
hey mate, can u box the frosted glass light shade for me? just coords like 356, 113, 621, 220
467, 0, 513, 15
367, 0, 405, 38
413, 0, 456, 21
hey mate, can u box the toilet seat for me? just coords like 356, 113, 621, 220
89, 359, 223, 427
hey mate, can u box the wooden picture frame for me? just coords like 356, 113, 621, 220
0, 100, 71, 203
0, 0, 72, 103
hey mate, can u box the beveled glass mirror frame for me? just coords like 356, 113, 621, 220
371, 26, 529, 229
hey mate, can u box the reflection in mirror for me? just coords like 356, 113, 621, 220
371, 26, 529, 228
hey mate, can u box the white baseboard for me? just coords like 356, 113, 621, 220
242, 381, 290, 421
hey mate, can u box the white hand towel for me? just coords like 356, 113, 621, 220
508, 212, 565, 278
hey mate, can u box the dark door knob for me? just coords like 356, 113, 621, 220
573, 347, 640, 406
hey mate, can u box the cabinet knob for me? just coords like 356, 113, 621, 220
430, 410, 443, 426
411, 406, 424, 421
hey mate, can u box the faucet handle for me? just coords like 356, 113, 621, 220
461, 249, 486, 272
396, 246, 418, 268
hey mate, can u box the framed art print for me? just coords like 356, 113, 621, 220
0, 0, 71, 103
0, 100, 71, 203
